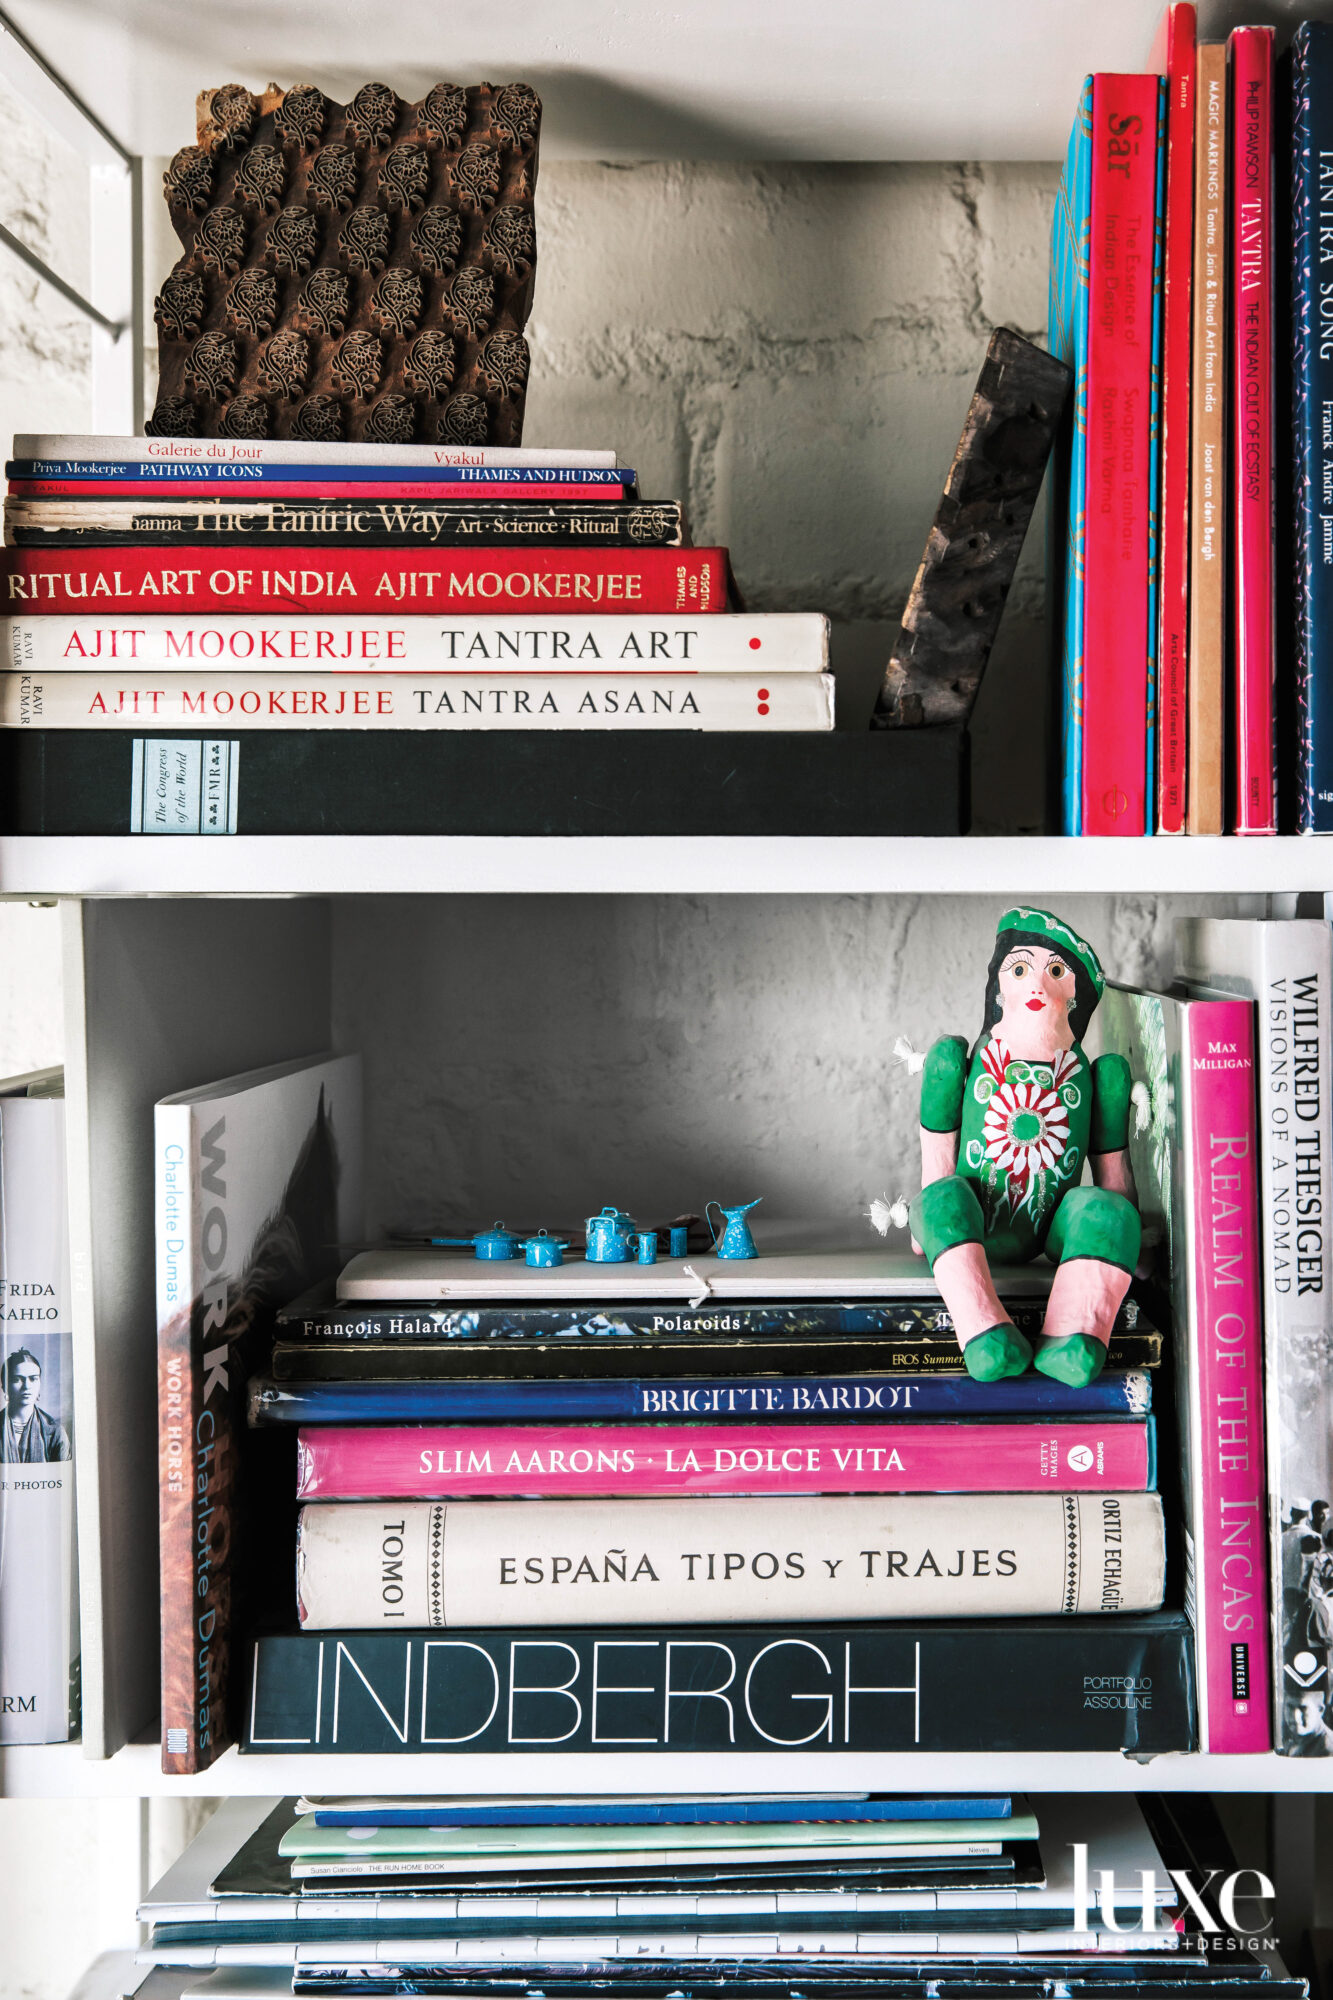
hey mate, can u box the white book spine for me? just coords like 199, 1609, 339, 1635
0, 1095, 76, 1744
1, 671, 835, 733
13, 435, 618, 470
4, 612, 829, 674
1177, 916, 1333, 1753
294, 1492, 1166, 1629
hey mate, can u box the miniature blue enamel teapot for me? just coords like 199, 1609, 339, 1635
585, 1206, 637, 1263
707, 1197, 762, 1259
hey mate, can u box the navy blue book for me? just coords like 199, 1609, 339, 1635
249, 1368, 1152, 1426
1290, 23, 1333, 829
310, 1797, 1013, 1828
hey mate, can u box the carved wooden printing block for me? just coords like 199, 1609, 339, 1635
149, 80, 540, 445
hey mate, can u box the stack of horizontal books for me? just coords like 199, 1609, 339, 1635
0, 432, 835, 835
241, 1234, 1187, 1759
130, 1790, 1297, 1998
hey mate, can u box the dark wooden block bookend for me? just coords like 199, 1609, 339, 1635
148, 80, 540, 447
875, 326, 1071, 728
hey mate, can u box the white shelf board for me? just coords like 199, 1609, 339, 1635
4, 0, 1193, 164
5, 1738, 1333, 1797
1, 834, 1331, 899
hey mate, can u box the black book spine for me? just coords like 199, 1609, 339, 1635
270, 1328, 1162, 1381
276, 1298, 1155, 1343
242, 1613, 1195, 1754
0, 729, 969, 838
6, 501, 684, 548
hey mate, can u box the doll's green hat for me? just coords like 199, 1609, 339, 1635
995, 906, 1105, 1000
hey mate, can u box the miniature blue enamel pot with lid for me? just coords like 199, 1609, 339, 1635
523, 1231, 569, 1268
584, 1206, 637, 1262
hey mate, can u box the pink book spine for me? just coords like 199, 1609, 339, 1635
1080, 73, 1161, 836
1229, 26, 1276, 834
8, 480, 630, 503
1185, 1003, 1272, 1752
294, 1421, 1154, 1500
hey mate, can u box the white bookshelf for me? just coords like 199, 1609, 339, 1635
3, 835, 1333, 900
0, 0, 1328, 1916
6, 1738, 1333, 1799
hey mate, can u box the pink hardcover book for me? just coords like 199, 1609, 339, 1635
295, 1421, 1155, 1500
1101, 983, 1272, 1751
1181, 1001, 1272, 1750
8, 480, 631, 503
1080, 73, 1162, 836
1229, 25, 1277, 833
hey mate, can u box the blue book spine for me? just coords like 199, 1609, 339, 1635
5, 459, 636, 487
250, 1369, 1152, 1425
1049, 79, 1093, 835
311, 1797, 1014, 1828
1145, 77, 1167, 832
1291, 24, 1333, 830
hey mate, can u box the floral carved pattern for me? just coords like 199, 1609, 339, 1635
419, 83, 468, 149
273, 85, 327, 150
258, 330, 311, 399
307, 145, 359, 214
193, 205, 247, 275
364, 394, 417, 442
368, 267, 424, 337
185, 331, 240, 400
451, 144, 501, 214
403, 329, 456, 398
293, 267, 350, 336
491, 84, 540, 147
224, 268, 279, 336
293, 394, 345, 441
266, 206, 319, 274
154, 270, 207, 341
145, 395, 200, 437
379, 144, 431, 213
164, 147, 214, 215
482, 204, 534, 276
478, 330, 528, 400
347, 82, 400, 149
436, 392, 490, 443
409, 206, 462, 276
332, 331, 384, 399
219, 395, 271, 439
442, 266, 494, 338
233, 145, 286, 215
338, 206, 390, 274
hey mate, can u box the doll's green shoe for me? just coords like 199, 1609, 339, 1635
1033, 1333, 1107, 1387
962, 1324, 1034, 1382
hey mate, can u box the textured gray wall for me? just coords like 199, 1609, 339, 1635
334, 892, 1242, 1242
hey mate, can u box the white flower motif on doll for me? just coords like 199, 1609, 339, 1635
973, 1039, 1079, 1224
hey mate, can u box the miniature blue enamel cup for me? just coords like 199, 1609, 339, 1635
669, 1225, 689, 1257
636, 1230, 658, 1265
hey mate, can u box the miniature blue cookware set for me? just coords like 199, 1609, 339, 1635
428, 1199, 763, 1267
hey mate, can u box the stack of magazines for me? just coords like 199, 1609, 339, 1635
130, 1791, 1299, 1999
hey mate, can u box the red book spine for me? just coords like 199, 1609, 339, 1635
1081, 75, 1162, 836
8, 480, 632, 503
1229, 26, 1276, 833
0, 546, 729, 615
1153, 6, 1197, 833
1183, 1003, 1272, 1751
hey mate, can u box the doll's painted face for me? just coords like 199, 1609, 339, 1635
996, 945, 1078, 1054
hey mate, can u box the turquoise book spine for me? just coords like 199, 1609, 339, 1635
1048, 79, 1093, 836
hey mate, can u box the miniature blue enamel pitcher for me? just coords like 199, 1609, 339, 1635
585, 1206, 637, 1263
706, 1197, 762, 1259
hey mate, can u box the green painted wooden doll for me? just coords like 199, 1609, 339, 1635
910, 907, 1139, 1386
